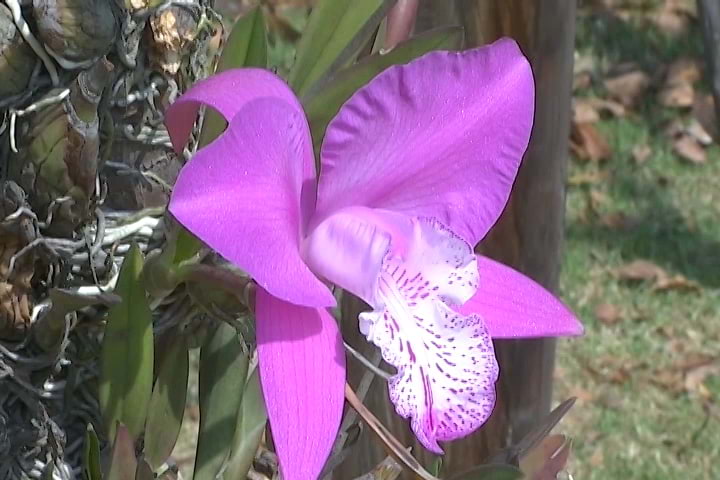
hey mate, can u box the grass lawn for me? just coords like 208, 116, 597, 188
556, 8, 720, 480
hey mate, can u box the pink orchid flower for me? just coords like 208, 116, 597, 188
164, 38, 583, 480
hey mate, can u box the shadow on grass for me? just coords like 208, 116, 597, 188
567, 169, 720, 288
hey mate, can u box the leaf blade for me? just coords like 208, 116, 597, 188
99, 244, 154, 441
192, 322, 249, 480
223, 366, 268, 480
288, 0, 394, 96
143, 337, 189, 470
304, 26, 463, 153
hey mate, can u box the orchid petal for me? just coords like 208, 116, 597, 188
256, 289, 346, 480
331, 215, 497, 452
317, 38, 534, 246
164, 68, 303, 153
169, 98, 335, 307
458, 256, 583, 338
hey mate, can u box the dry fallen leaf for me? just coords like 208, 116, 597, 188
665, 57, 702, 85
692, 94, 718, 140
653, 274, 701, 292
571, 123, 613, 162
650, 3, 690, 35
599, 212, 640, 231
632, 143, 652, 164
568, 170, 610, 186
573, 71, 592, 91
573, 99, 601, 123
673, 135, 707, 165
687, 118, 714, 146
604, 70, 650, 107
594, 303, 622, 326
616, 259, 701, 293
616, 260, 666, 282
659, 82, 694, 107
589, 97, 627, 117
684, 361, 719, 401
658, 58, 701, 107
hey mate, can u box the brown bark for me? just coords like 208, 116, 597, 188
333, 1, 576, 477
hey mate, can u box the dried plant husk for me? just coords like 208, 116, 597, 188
32, 0, 119, 69
148, 6, 199, 74
0, 182, 35, 340
10, 58, 114, 235
0, 4, 36, 99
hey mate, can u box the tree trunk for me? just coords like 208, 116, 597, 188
334, 0, 576, 477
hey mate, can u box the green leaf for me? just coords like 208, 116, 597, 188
448, 464, 525, 480
99, 244, 154, 441
218, 6, 268, 72
198, 6, 268, 150
107, 424, 138, 480
143, 337, 189, 470
83, 424, 102, 480
304, 26, 463, 152
192, 322, 249, 480
288, 0, 395, 96
223, 367, 268, 480
135, 460, 154, 480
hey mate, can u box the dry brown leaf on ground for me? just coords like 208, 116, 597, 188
594, 303, 622, 325
615, 259, 701, 292
632, 143, 652, 164
686, 119, 713, 146
652, 274, 701, 293
650, 2, 691, 34
574, 71, 592, 91
658, 57, 701, 107
604, 70, 650, 107
673, 135, 707, 165
598, 212, 640, 231
616, 260, 667, 282
684, 361, 719, 401
589, 97, 626, 117
568, 170, 610, 186
692, 94, 718, 140
571, 122, 613, 162
573, 99, 601, 123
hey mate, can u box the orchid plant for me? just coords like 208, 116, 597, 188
164, 37, 582, 479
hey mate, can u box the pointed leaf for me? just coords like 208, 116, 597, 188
143, 337, 189, 470
519, 435, 572, 480
83, 424, 102, 480
107, 424, 137, 480
217, 6, 268, 72
224, 367, 268, 480
135, 460, 154, 480
305, 26, 463, 152
448, 465, 525, 480
99, 244, 154, 441
198, 6, 268, 149
489, 398, 577, 465
193, 322, 248, 480
288, 0, 396, 96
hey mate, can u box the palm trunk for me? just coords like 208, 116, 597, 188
334, 1, 576, 477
